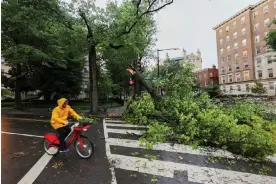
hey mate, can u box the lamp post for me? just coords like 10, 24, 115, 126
156, 48, 180, 95
157, 48, 180, 77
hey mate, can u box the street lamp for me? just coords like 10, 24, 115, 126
156, 48, 180, 95
157, 48, 180, 77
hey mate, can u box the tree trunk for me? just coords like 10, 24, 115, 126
88, 45, 98, 113
15, 64, 22, 109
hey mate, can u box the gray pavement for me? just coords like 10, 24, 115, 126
2, 114, 276, 184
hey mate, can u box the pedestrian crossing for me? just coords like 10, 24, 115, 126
103, 119, 276, 184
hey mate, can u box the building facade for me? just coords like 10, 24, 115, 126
170, 49, 203, 72
213, 0, 276, 95
194, 65, 219, 87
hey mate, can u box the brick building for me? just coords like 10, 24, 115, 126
213, 0, 276, 95
194, 65, 219, 87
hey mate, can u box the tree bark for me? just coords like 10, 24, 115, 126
88, 45, 98, 113
15, 63, 22, 109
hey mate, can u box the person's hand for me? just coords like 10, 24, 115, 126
64, 121, 69, 126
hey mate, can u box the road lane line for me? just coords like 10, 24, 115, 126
105, 123, 148, 128
17, 149, 54, 184
109, 154, 276, 184
103, 119, 117, 184
106, 128, 143, 135
105, 119, 124, 123
1, 131, 43, 138
2, 117, 48, 122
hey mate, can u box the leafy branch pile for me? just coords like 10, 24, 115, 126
124, 64, 276, 160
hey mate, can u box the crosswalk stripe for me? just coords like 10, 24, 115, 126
106, 128, 143, 135
104, 123, 148, 128
105, 138, 237, 159
103, 118, 276, 184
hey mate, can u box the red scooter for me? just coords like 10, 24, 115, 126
43, 122, 94, 159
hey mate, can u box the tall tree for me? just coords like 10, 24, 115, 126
266, 19, 276, 51
1, 0, 73, 108
66, 0, 174, 113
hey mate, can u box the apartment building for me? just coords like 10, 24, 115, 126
213, 0, 276, 95
194, 65, 219, 87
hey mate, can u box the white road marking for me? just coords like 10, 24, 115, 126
105, 119, 124, 123
103, 119, 117, 184
105, 123, 148, 128
1, 131, 43, 138
106, 138, 236, 159
106, 128, 143, 135
109, 154, 276, 184
17, 148, 55, 184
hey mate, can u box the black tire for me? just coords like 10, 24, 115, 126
75, 136, 94, 159
43, 139, 59, 155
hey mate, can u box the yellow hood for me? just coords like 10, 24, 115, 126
57, 98, 68, 108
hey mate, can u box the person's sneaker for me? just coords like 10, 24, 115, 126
60, 148, 69, 153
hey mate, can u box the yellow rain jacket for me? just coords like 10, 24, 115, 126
51, 98, 81, 129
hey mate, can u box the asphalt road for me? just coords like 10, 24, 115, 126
1, 115, 112, 184
1, 115, 276, 184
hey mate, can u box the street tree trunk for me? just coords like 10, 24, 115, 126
15, 63, 22, 109
88, 45, 98, 113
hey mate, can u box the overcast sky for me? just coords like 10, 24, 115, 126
96, 0, 260, 68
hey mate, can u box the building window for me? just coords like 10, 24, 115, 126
226, 26, 230, 32
269, 82, 274, 90
204, 74, 207, 78
267, 56, 274, 64
256, 46, 261, 55
221, 76, 226, 83
227, 55, 231, 61
221, 67, 225, 73
242, 28, 246, 35
223, 86, 226, 92
220, 57, 224, 63
266, 45, 272, 52
264, 18, 270, 26
246, 84, 250, 92
210, 73, 213, 77
263, 5, 269, 14
233, 32, 238, 39
220, 49, 224, 55
254, 23, 260, 31
244, 61, 249, 68
257, 58, 262, 64
237, 85, 241, 91
220, 39, 223, 45
241, 16, 245, 24
242, 39, 247, 46
235, 53, 239, 60
236, 73, 241, 82
226, 36, 230, 42
258, 70, 262, 78
234, 43, 238, 49
227, 46, 231, 52
274, 0, 276, 8
84, 68, 88, 73
243, 50, 248, 58
219, 29, 222, 35
233, 21, 236, 28
230, 86, 233, 91
244, 71, 250, 80
228, 74, 233, 82
253, 11, 258, 19
228, 65, 232, 72
236, 63, 240, 70
268, 68, 273, 78
255, 35, 260, 43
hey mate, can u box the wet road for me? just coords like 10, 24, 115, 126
1, 115, 276, 184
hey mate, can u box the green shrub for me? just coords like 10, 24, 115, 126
123, 93, 155, 125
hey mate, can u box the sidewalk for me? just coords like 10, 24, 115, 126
1, 106, 124, 119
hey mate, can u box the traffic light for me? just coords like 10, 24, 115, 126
129, 77, 134, 85
137, 59, 142, 72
